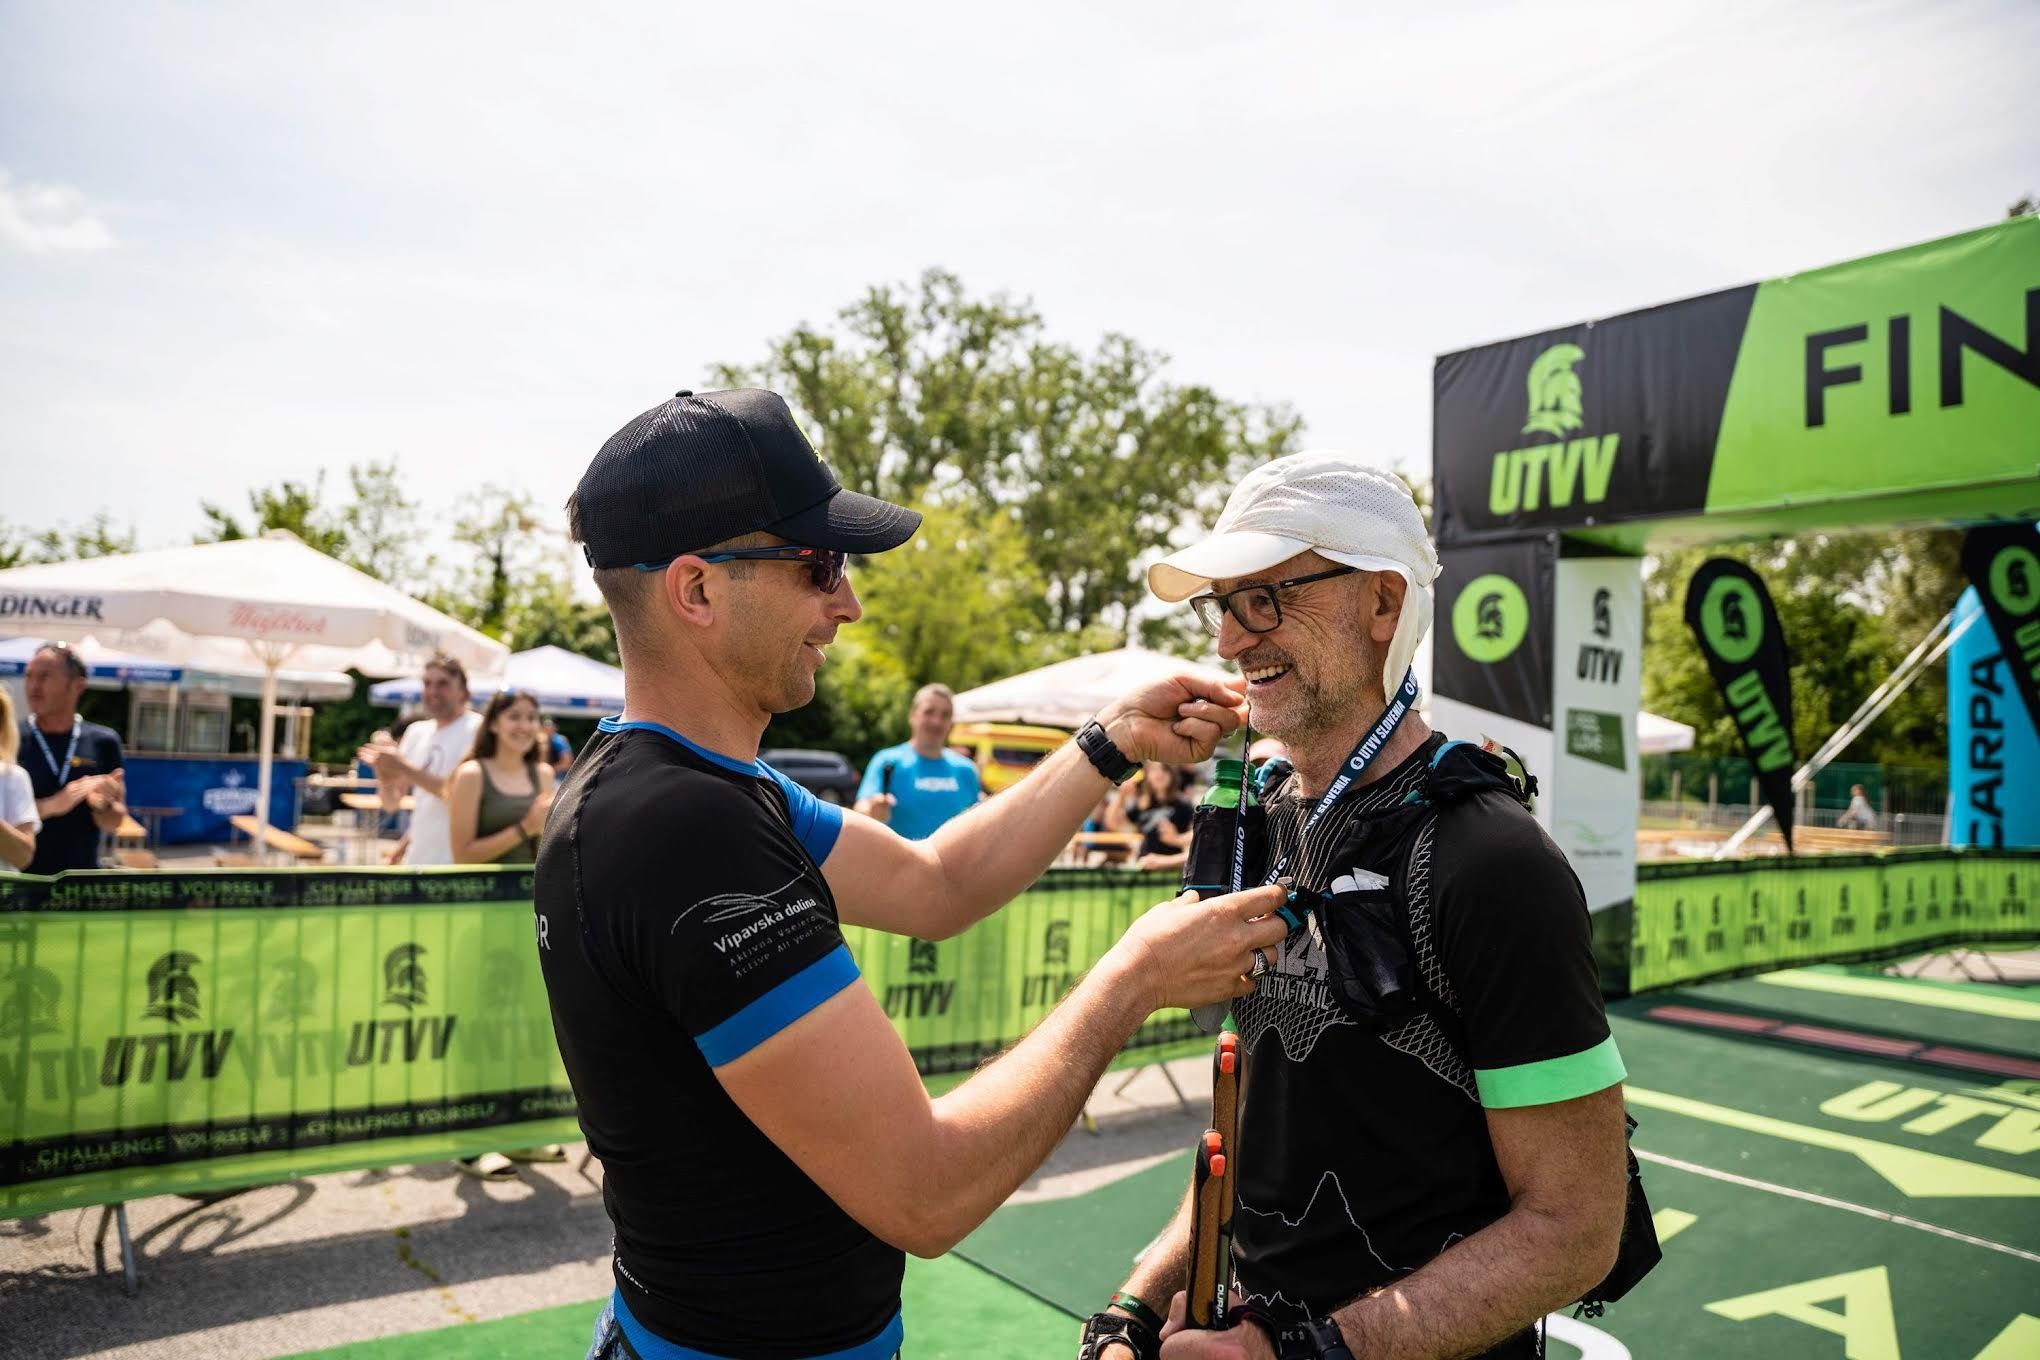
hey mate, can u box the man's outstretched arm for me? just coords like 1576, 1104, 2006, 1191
823, 675, 1245, 940
717, 885, 1285, 1259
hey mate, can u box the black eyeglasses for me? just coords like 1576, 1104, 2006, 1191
634, 544, 847, 594
1189, 566, 1356, 636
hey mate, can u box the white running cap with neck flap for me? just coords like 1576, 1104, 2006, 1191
1147, 451, 1441, 706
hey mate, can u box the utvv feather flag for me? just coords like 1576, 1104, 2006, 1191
1961, 525, 2040, 734
1684, 559, 1797, 850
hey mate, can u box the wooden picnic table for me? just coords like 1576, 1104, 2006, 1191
338, 792, 415, 813
228, 815, 326, 863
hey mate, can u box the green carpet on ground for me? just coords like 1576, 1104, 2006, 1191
284, 1252, 1070, 1359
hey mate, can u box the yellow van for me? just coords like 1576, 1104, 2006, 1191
948, 722, 1070, 794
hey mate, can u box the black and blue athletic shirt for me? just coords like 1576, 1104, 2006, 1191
535, 717, 905, 1360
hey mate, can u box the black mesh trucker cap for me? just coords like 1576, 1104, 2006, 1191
573, 388, 921, 569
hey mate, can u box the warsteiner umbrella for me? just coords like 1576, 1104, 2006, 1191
0, 530, 508, 842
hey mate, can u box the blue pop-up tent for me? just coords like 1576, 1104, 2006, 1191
369, 644, 625, 716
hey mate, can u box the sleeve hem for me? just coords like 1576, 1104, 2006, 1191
694, 945, 860, 1067
1474, 1034, 1626, 1109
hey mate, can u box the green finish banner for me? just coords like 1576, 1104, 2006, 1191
1628, 849, 2039, 992
1434, 216, 2040, 551
8, 857, 2027, 1217
0, 867, 1194, 1219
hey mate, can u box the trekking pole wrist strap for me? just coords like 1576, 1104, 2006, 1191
1078, 1310, 1160, 1360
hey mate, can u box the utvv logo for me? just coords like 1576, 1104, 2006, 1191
383, 944, 428, 1010
886, 937, 955, 1018
1489, 343, 1621, 515
0, 964, 61, 1039
355, 941, 455, 1065
102, 953, 235, 1087
1451, 574, 1530, 664
143, 951, 202, 1024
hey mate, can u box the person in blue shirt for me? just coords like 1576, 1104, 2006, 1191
853, 683, 981, 839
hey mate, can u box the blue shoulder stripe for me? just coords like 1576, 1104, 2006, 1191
693, 945, 861, 1067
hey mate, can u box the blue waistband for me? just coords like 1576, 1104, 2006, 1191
611, 1288, 904, 1360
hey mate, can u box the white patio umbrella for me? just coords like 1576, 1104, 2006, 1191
0, 531, 508, 839
952, 646, 1235, 730
369, 644, 624, 716
0, 635, 356, 701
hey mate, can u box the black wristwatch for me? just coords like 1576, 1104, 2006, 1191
1077, 1310, 1160, 1360
1076, 719, 1139, 785
1275, 1316, 1356, 1360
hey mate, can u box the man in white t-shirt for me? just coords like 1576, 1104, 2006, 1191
358, 655, 482, 865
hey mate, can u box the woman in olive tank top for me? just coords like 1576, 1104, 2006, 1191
444, 688, 563, 1178
447, 689, 555, 865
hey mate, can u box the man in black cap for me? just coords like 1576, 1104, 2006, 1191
538, 389, 1288, 1360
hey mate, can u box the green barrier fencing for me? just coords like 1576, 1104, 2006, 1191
6, 853, 2033, 1219
0, 866, 1191, 1219
1627, 847, 2039, 991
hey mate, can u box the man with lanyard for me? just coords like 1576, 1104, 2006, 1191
540, 388, 1290, 1360
1085, 453, 1628, 1360
19, 642, 126, 874
854, 682, 980, 839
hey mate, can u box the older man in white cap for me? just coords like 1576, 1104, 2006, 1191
1079, 453, 1631, 1360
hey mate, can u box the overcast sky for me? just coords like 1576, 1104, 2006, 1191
3, 0, 2035, 557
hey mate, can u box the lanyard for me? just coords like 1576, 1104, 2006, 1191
1240, 666, 1420, 890
28, 719, 83, 789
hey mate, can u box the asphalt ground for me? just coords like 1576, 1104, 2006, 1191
3, 951, 2035, 1359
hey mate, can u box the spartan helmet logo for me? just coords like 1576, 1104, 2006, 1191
2010, 555, 2034, 601
1476, 591, 1506, 640
1592, 588, 1612, 639
1718, 589, 1749, 643
1522, 343, 1587, 441
0, 964, 61, 1039
908, 938, 939, 976
382, 943, 428, 1010
266, 958, 318, 1022
1043, 919, 1070, 968
481, 949, 522, 1010
143, 952, 202, 1024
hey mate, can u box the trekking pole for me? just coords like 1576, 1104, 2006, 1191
1186, 1030, 1241, 1329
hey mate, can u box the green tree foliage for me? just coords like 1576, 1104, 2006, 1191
0, 512, 138, 567
1641, 528, 1963, 772
198, 476, 350, 557
714, 269, 1302, 640
721, 269, 1302, 762
194, 461, 422, 582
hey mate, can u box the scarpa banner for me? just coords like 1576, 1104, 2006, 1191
1684, 559, 1797, 850
0, 867, 1194, 1220
1433, 216, 2040, 549
1628, 848, 2038, 992
1960, 524, 2040, 734
1949, 587, 2040, 848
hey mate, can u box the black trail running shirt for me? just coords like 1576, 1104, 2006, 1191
1231, 734, 1624, 1347
535, 717, 903, 1359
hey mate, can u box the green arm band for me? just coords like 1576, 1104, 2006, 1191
1475, 1034, 1627, 1109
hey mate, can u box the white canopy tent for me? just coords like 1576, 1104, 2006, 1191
0, 531, 508, 838
369, 644, 624, 716
951, 646, 1235, 730
1637, 710, 1697, 756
